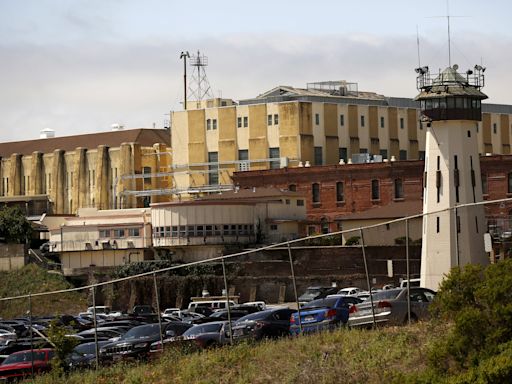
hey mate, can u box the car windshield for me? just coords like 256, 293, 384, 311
184, 323, 223, 336
121, 324, 160, 340
371, 289, 402, 301
74, 342, 108, 355
303, 297, 337, 309
2, 351, 46, 365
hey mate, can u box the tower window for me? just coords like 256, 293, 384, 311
380, 116, 385, 128
267, 115, 272, 126
360, 115, 365, 127
493, 123, 497, 134
400, 118, 404, 129
315, 113, 320, 125
243, 116, 248, 127
274, 114, 279, 125
237, 117, 242, 128
340, 114, 345, 126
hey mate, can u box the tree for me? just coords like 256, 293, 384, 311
0, 206, 32, 243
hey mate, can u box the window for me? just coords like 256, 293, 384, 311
212, 119, 217, 130
128, 228, 140, 237
336, 182, 344, 202
297, 199, 304, 206
208, 152, 219, 185
360, 115, 365, 127
371, 179, 380, 200
269, 147, 280, 169
394, 178, 404, 199
315, 113, 320, 125
270, 224, 278, 231
143, 166, 151, 185
482, 174, 488, 194
238, 150, 249, 171
339, 147, 348, 162
274, 114, 279, 125
493, 123, 497, 134
509, 173, 512, 194
206, 119, 211, 130
399, 150, 407, 160
379, 149, 388, 160
285, 199, 290, 205
340, 114, 345, 126
380, 116, 385, 128
419, 151, 426, 160
400, 118, 404, 129
99, 229, 110, 238
243, 116, 248, 127
289, 184, 296, 192
314, 147, 323, 165
237, 117, 242, 128
267, 114, 272, 126
312, 183, 320, 203
113, 229, 125, 238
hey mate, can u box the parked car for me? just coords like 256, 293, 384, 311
99, 321, 191, 361
161, 308, 181, 318
348, 287, 436, 328
131, 305, 155, 316
231, 308, 296, 341
0, 349, 54, 382
290, 296, 351, 335
66, 341, 110, 370
192, 310, 252, 324
298, 286, 338, 304
336, 287, 365, 297
151, 321, 230, 352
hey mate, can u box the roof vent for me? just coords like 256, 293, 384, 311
39, 128, 55, 139
111, 123, 124, 131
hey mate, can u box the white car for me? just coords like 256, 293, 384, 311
337, 287, 364, 297
162, 308, 181, 318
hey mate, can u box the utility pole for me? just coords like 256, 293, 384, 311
180, 51, 190, 110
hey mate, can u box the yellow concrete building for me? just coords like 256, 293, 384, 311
171, 81, 512, 194
0, 128, 171, 215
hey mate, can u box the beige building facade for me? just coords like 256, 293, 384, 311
171, 81, 512, 194
0, 129, 171, 215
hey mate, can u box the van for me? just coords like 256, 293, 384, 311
87, 306, 110, 314
187, 300, 235, 311
399, 278, 421, 288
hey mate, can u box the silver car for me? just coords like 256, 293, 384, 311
348, 287, 436, 327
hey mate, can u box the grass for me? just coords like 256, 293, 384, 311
0, 264, 87, 318
32, 322, 441, 384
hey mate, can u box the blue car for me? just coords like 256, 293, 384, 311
289, 296, 352, 335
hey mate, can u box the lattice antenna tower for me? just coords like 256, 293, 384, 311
188, 50, 214, 108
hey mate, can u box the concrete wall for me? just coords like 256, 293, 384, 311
0, 244, 27, 271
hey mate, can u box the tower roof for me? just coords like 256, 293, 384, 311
415, 66, 487, 101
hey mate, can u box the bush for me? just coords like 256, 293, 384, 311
344, 236, 360, 245
428, 259, 512, 373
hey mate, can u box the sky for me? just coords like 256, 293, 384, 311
1, 0, 511, 142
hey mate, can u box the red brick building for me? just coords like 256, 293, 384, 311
233, 155, 512, 236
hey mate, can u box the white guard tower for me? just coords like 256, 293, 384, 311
415, 64, 489, 290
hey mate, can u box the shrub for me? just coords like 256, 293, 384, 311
344, 236, 360, 245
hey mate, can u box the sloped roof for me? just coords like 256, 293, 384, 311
340, 200, 422, 221
253, 85, 387, 102
0, 128, 170, 157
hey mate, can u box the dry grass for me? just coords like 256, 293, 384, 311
33, 322, 439, 384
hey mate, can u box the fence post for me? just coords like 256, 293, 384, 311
287, 242, 302, 334
221, 256, 233, 345
405, 218, 411, 325
91, 286, 99, 369
153, 272, 164, 350
359, 228, 376, 329
29, 293, 34, 380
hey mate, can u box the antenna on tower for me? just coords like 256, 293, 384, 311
188, 50, 214, 109
416, 25, 422, 68
446, 0, 452, 66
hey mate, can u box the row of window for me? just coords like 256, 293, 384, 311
482, 172, 512, 195
99, 228, 141, 238
237, 116, 248, 128
153, 224, 255, 238
267, 114, 279, 126
206, 118, 218, 130
310, 178, 404, 204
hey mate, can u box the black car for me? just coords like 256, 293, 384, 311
99, 321, 191, 361
231, 308, 295, 341
298, 286, 339, 303
192, 310, 252, 324
66, 341, 110, 370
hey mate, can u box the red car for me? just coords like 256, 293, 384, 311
0, 348, 54, 382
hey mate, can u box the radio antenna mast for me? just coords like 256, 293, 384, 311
188, 50, 214, 109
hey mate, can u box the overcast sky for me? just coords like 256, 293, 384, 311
1, 0, 511, 142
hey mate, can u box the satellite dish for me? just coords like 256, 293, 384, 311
452, 64, 459, 70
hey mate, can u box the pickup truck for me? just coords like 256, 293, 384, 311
0, 348, 54, 382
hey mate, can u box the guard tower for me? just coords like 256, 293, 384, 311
415, 64, 489, 290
